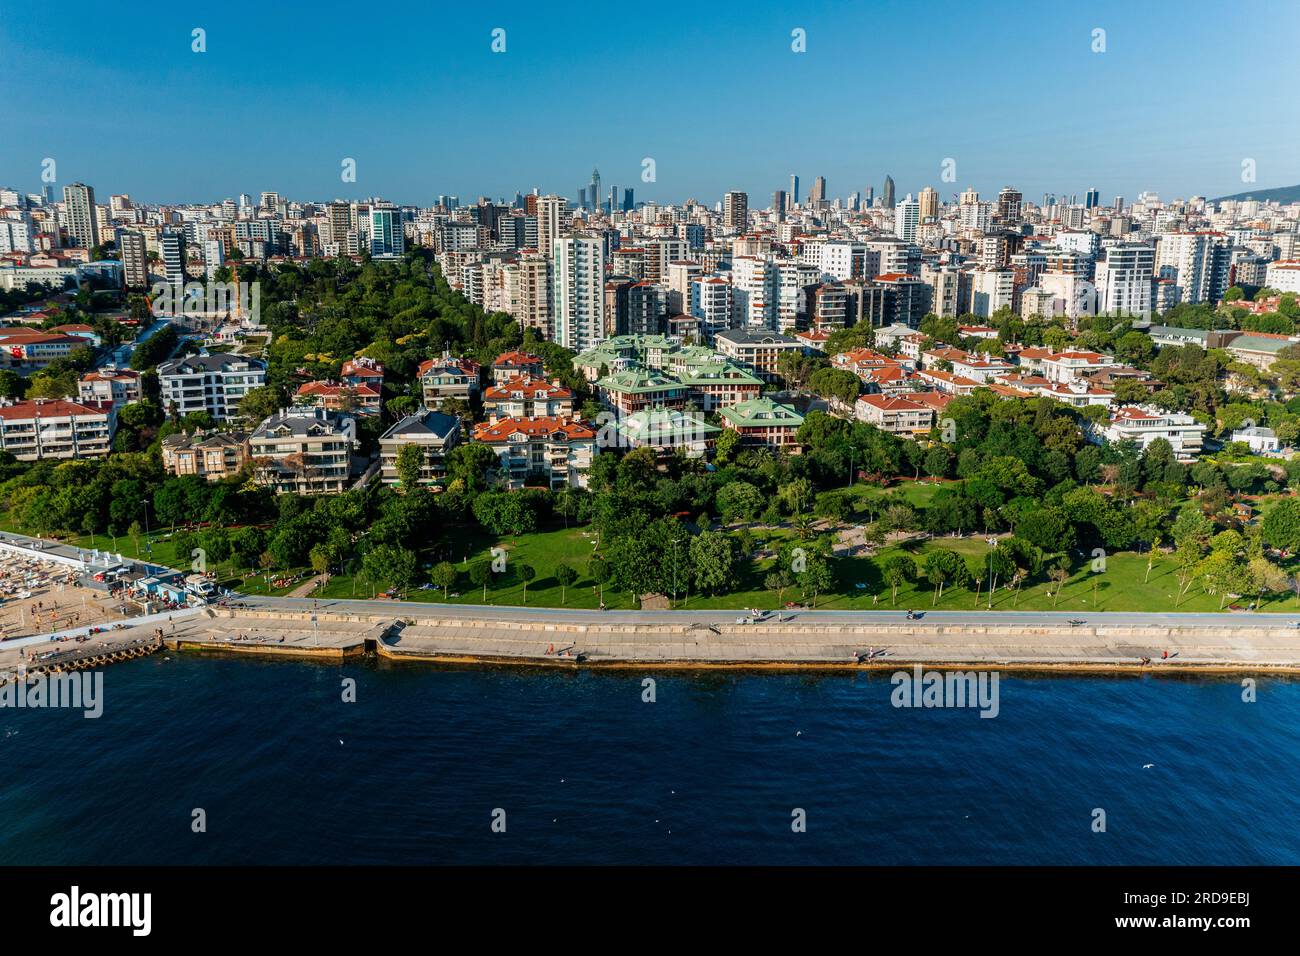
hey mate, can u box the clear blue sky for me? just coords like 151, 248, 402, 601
2, 0, 1296, 207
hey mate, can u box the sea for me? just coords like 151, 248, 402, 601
2, 654, 1298, 865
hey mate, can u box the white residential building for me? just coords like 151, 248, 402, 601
552, 234, 606, 352
1099, 405, 1204, 461
158, 353, 268, 421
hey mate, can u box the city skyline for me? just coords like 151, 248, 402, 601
2, 0, 1297, 205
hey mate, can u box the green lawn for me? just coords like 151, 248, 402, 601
843, 479, 949, 510
8, 509, 1297, 614
318, 525, 1300, 614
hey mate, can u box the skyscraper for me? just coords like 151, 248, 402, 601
772, 190, 787, 220
326, 201, 351, 249
723, 190, 748, 231
918, 186, 939, 221
790, 175, 800, 206
622, 187, 634, 212
811, 176, 827, 203
120, 230, 148, 290
1085, 187, 1101, 210
590, 168, 601, 212
894, 195, 920, 242
552, 234, 606, 351
537, 195, 566, 259
996, 187, 1023, 222
62, 182, 99, 248
882, 175, 895, 210
160, 227, 187, 286
369, 204, 404, 258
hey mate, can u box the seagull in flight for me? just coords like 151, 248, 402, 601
1142, 763, 1154, 769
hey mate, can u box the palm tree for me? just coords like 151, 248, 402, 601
1049, 567, 1069, 606
1008, 567, 1029, 606
1145, 534, 1162, 584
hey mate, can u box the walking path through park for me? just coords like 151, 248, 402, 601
286, 574, 326, 599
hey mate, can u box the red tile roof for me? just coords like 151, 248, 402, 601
473, 416, 595, 442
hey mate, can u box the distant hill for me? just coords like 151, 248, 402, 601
1212, 183, 1300, 204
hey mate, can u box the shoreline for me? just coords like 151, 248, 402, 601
167, 636, 1300, 677
9, 598, 1300, 679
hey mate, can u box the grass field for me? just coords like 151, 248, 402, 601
8, 509, 1298, 613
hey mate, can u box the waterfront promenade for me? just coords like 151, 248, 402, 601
6, 595, 1300, 673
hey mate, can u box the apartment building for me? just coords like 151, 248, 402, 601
596, 368, 688, 419
674, 362, 763, 411
482, 377, 575, 418
78, 367, 141, 408
294, 380, 382, 416
340, 356, 385, 390
160, 430, 251, 480
157, 354, 268, 421
471, 416, 597, 489
0, 398, 115, 460
1097, 405, 1205, 461
854, 394, 933, 436
249, 406, 356, 495
714, 329, 802, 384
718, 397, 805, 450
491, 350, 545, 383
378, 408, 462, 488
417, 354, 482, 407
615, 408, 720, 458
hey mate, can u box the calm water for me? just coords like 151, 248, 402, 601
1, 655, 1298, 865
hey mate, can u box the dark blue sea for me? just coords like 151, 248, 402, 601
2, 655, 1298, 865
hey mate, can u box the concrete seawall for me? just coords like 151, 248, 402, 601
9, 603, 1300, 675
148, 606, 1300, 674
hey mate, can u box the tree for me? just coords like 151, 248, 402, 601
798, 553, 834, 608
923, 445, 952, 481
1048, 559, 1070, 607
555, 564, 577, 605
587, 555, 610, 605
468, 559, 493, 602
309, 543, 332, 578
778, 478, 814, 516
237, 385, 283, 424
807, 367, 861, 406
689, 531, 735, 596
362, 544, 416, 596
765, 568, 795, 605
967, 556, 982, 608
517, 563, 536, 604
1263, 498, 1300, 553
1173, 540, 1204, 606
713, 428, 742, 466
715, 481, 764, 523
882, 554, 917, 606
922, 549, 964, 605
430, 561, 457, 600
1248, 556, 1288, 609
395, 443, 425, 491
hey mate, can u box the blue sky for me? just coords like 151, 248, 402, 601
2, 0, 1296, 207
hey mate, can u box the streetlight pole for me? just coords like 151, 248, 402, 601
986, 536, 998, 610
